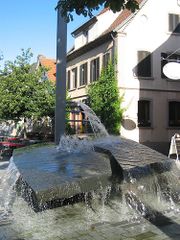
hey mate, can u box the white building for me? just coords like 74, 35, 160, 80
67, 0, 180, 154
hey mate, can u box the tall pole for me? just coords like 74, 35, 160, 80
55, 1, 67, 145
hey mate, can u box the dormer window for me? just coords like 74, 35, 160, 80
83, 30, 89, 44
169, 14, 180, 33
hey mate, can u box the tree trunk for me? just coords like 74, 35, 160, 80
23, 118, 27, 139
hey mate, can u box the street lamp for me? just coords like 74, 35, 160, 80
55, 1, 67, 145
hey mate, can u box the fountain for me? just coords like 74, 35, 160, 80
0, 101, 180, 239
5, 102, 173, 212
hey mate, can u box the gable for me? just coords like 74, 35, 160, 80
38, 55, 56, 83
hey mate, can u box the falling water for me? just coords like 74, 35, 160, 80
58, 134, 94, 153
78, 102, 109, 138
58, 101, 109, 153
0, 157, 20, 224
122, 161, 180, 221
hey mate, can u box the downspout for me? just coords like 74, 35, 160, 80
111, 32, 118, 76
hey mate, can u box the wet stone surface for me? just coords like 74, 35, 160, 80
12, 137, 174, 210
95, 137, 170, 170
13, 144, 112, 209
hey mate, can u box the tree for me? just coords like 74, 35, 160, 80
58, 0, 139, 21
0, 49, 55, 136
87, 61, 124, 135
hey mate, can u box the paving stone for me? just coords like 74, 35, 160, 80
133, 231, 157, 240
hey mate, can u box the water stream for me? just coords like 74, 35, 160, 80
78, 102, 109, 138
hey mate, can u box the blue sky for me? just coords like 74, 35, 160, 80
0, 0, 102, 67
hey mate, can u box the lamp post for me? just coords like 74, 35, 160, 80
55, 1, 67, 145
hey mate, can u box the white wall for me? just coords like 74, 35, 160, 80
117, 0, 180, 152
68, 0, 180, 154
67, 41, 113, 100
74, 10, 119, 50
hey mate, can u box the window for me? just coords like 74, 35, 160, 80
137, 51, 152, 78
72, 67, 77, 89
138, 100, 151, 127
161, 52, 180, 78
169, 14, 180, 33
90, 57, 100, 82
103, 52, 110, 68
67, 70, 71, 90
79, 63, 88, 86
40, 71, 48, 82
169, 101, 180, 127
83, 30, 89, 44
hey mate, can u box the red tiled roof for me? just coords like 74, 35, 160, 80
103, 0, 144, 34
38, 55, 56, 83
97, 7, 110, 16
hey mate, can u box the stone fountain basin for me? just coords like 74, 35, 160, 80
13, 138, 174, 211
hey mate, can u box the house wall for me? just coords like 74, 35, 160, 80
117, 0, 180, 154
67, 0, 180, 155
74, 11, 119, 50
67, 41, 113, 101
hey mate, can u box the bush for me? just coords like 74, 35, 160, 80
87, 61, 123, 134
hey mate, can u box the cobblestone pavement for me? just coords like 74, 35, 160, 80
0, 211, 180, 240
65, 214, 180, 240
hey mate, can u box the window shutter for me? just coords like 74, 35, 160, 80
84, 63, 87, 85
67, 70, 71, 90
137, 51, 152, 77
169, 14, 180, 33
138, 100, 151, 127
74, 68, 77, 88
103, 52, 110, 68
72, 68, 77, 88
169, 101, 180, 126
90, 61, 93, 82
90, 58, 100, 82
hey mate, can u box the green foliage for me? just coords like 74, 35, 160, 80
0, 49, 55, 121
87, 61, 124, 135
57, 0, 139, 22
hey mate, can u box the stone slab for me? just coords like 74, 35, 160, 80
94, 137, 173, 178
13, 144, 112, 210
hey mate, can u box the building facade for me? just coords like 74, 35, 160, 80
67, 0, 180, 154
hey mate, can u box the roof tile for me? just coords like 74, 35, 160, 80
104, 0, 143, 33
39, 56, 56, 83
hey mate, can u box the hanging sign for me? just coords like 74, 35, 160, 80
163, 62, 180, 80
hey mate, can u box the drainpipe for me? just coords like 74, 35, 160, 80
55, 1, 67, 145
111, 31, 118, 77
